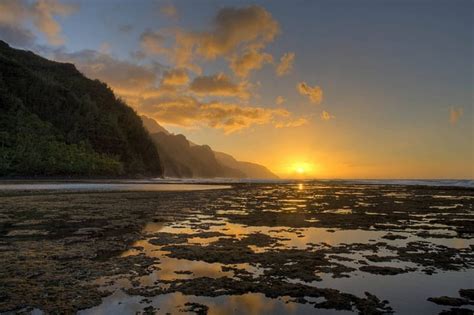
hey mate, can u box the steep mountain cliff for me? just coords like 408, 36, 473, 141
142, 116, 278, 179
0, 41, 162, 176
141, 115, 170, 135
213, 151, 279, 179
150, 132, 245, 178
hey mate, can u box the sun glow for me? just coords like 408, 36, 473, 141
296, 166, 306, 174
289, 162, 314, 178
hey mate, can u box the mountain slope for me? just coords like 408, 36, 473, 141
213, 151, 279, 179
151, 132, 245, 178
0, 41, 162, 176
142, 116, 278, 179
141, 115, 170, 135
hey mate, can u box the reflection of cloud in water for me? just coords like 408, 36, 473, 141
80, 291, 317, 315
86, 183, 474, 314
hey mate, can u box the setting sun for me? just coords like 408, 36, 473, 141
289, 162, 315, 177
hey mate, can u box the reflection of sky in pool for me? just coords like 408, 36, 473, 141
75, 182, 474, 314
85, 221, 473, 314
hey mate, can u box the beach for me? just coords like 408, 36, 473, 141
0, 181, 473, 314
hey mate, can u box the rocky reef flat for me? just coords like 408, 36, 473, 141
0, 182, 473, 314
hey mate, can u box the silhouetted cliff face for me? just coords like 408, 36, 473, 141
142, 116, 278, 179
150, 132, 245, 178
0, 41, 162, 176
141, 115, 170, 135
213, 151, 279, 179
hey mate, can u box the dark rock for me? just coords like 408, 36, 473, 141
359, 265, 408, 275
459, 289, 474, 301
439, 308, 474, 315
428, 296, 469, 306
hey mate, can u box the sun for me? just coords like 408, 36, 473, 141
292, 162, 312, 176
295, 166, 306, 174
285, 161, 316, 178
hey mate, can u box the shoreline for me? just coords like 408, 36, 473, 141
0, 178, 472, 190
1, 183, 473, 313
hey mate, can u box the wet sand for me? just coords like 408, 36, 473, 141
0, 182, 473, 314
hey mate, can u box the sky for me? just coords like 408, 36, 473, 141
0, 0, 472, 179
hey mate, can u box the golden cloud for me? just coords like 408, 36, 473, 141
140, 95, 200, 126
275, 118, 308, 128
449, 107, 463, 125
0, 0, 25, 25
230, 49, 273, 78
193, 5, 279, 59
297, 82, 323, 104
161, 68, 189, 87
139, 95, 305, 134
139, 5, 279, 73
200, 102, 287, 134
55, 48, 307, 134
276, 52, 295, 76
189, 73, 250, 99
52, 49, 160, 100
320, 110, 334, 121
44, 1, 306, 136
140, 29, 167, 55
275, 96, 286, 105
0, 0, 77, 46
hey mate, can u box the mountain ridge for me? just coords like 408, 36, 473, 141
142, 116, 278, 179
0, 40, 277, 179
0, 40, 163, 176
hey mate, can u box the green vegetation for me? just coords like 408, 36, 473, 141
0, 41, 162, 176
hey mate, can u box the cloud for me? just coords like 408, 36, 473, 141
140, 95, 200, 126
161, 68, 189, 87
140, 29, 167, 55
160, 3, 179, 19
32, 0, 77, 45
139, 95, 303, 134
52, 49, 160, 99
274, 117, 308, 128
320, 110, 334, 121
0, 0, 25, 25
200, 102, 287, 133
276, 52, 295, 76
53, 47, 306, 134
0, 23, 36, 47
297, 82, 323, 104
229, 49, 273, 78
189, 73, 249, 99
0, 0, 77, 46
99, 42, 111, 54
35, 3, 307, 135
191, 5, 279, 59
275, 96, 286, 105
138, 5, 279, 73
449, 107, 463, 125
